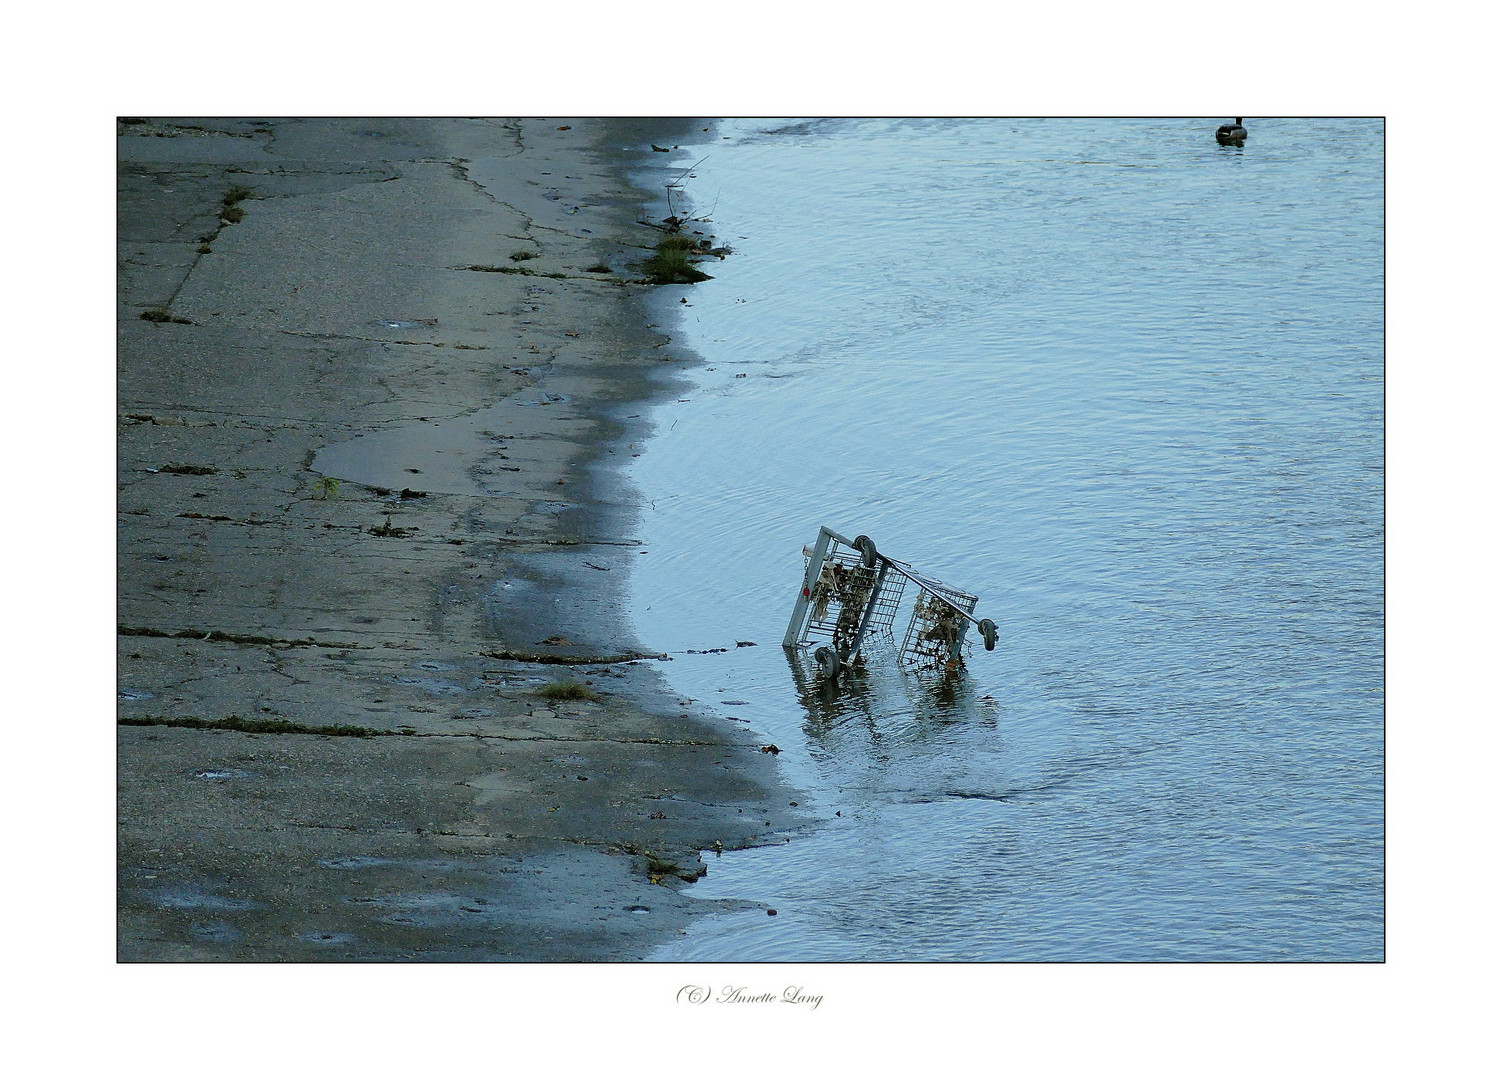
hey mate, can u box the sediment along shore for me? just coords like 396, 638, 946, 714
116, 117, 804, 961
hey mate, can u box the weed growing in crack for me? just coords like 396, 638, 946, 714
534, 680, 599, 702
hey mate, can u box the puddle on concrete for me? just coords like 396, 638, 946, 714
392, 675, 466, 695
376, 318, 437, 330
190, 920, 244, 943
301, 930, 357, 946
515, 393, 572, 407
193, 768, 262, 781
147, 885, 255, 911
319, 855, 394, 870
481, 672, 549, 688
313, 392, 590, 499
118, 688, 156, 702
368, 892, 500, 928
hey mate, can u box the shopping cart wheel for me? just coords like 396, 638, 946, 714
853, 534, 879, 568
814, 646, 840, 682
978, 618, 998, 651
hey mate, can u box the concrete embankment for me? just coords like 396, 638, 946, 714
116, 116, 804, 961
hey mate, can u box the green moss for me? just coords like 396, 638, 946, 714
116, 625, 355, 648
644, 852, 678, 875
460, 264, 576, 281
118, 714, 390, 737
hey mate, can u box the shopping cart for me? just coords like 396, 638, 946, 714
782, 526, 998, 681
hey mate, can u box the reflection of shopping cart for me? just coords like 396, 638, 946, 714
782, 526, 998, 681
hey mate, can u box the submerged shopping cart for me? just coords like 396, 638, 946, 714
781, 526, 999, 682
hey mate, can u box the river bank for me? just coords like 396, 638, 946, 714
116, 116, 806, 961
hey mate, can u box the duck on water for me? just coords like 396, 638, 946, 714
1217, 118, 1248, 146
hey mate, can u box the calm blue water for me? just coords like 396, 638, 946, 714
626, 118, 1384, 961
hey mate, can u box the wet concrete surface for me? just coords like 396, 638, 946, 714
117, 116, 806, 961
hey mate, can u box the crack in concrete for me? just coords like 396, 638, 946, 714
118, 625, 369, 650
114, 714, 738, 748
176, 512, 276, 527
500, 119, 524, 154
483, 649, 661, 665
443, 733, 735, 747
447, 158, 498, 203
456, 263, 649, 286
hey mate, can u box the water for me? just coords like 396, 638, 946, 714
626, 118, 1384, 961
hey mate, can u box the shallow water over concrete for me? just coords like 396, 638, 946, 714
628, 118, 1384, 960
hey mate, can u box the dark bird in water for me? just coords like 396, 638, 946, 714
1216, 118, 1248, 146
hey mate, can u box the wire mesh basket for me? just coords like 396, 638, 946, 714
900, 581, 980, 670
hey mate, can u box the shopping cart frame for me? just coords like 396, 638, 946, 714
782, 526, 998, 681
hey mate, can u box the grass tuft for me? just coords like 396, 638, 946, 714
534, 680, 599, 702
643, 233, 712, 284
369, 515, 409, 538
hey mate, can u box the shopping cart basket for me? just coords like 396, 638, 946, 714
782, 526, 998, 681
